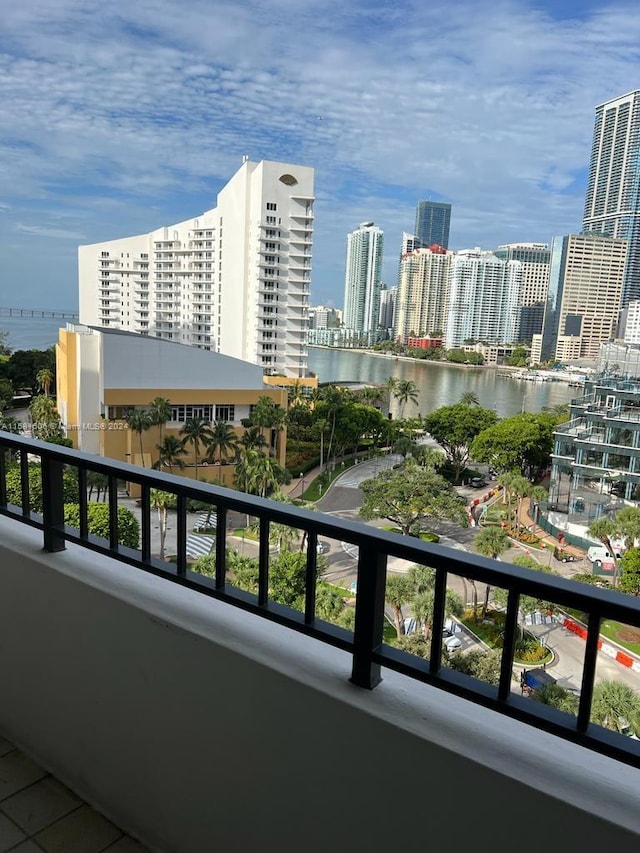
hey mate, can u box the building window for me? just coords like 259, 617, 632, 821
215, 405, 235, 422
266, 202, 277, 211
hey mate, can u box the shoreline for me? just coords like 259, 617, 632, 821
307, 346, 590, 383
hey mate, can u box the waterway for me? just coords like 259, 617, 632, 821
307, 347, 577, 419
0, 316, 578, 418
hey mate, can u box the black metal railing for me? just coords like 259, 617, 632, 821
2, 432, 640, 768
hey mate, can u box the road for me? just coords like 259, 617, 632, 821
113, 453, 640, 695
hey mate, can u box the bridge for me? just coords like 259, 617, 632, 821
0, 307, 79, 320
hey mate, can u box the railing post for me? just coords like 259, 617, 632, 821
0, 446, 7, 508
351, 544, 386, 689
41, 455, 66, 553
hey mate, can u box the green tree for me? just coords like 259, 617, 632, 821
424, 403, 498, 483
471, 412, 556, 476
87, 471, 109, 501
359, 464, 468, 536
0, 378, 14, 411
5, 463, 78, 513
459, 391, 479, 405
240, 426, 268, 452
393, 379, 419, 419
64, 503, 140, 548
206, 419, 238, 482
473, 526, 510, 620
125, 407, 153, 467
154, 435, 188, 474
448, 649, 501, 685
249, 395, 287, 456
315, 583, 346, 622
619, 548, 640, 596
148, 396, 172, 446
7, 348, 55, 396
180, 416, 212, 480
36, 368, 54, 398
531, 684, 578, 714
591, 680, 640, 735
29, 395, 64, 441
385, 574, 414, 637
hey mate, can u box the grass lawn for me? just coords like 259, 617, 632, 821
301, 457, 360, 501
461, 611, 551, 664
598, 620, 640, 656
380, 526, 440, 543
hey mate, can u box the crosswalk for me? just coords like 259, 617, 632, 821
186, 534, 216, 559
193, 512, 217, 532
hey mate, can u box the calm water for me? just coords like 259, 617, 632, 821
307, 347, 576, 418
0, 317, 577, 418
1, 315, 67, 351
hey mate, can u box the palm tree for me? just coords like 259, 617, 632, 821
249, 395, 287, 456
180, 417, 212, 480
154, 435, 188, 474
473, 526, 510, 620
529, 485, 547, 525
206, 420, 239, 483
149, 396, 172, 446
459, 391, 479, 406
124, 407, 153, 467
382, 376, 398, 418
588, 518, 619, 583
150, 489, 176, 561
394, 379, 419, 420
240, 426, 268, 452
510, 474, 532, 532
36, 368, 54, 398
358, 386, 383, 407
385, 574, 413, 638
531, 684, 578, 715
591, 680, 640, 735
287, 380, 305, 408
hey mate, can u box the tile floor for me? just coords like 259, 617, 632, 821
0, 736, 151, 853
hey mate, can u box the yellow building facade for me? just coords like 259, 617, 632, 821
56, 326, 287, 488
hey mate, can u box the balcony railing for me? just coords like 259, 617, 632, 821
2, 432, 640, 768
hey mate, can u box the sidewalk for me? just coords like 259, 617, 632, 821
516, 496, 584, 560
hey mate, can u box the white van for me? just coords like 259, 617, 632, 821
587, 544, 622, 563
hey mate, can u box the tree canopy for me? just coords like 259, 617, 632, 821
470, 412, 556, 475
424, 403, 497, 483
359, 464, 468, 536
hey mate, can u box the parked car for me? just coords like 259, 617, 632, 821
316, 540, 330, 554
470, 477, 486, 489
443, 633, 462, 653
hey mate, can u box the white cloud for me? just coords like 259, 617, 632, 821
0, 0, 639, 306
15, 223, 85, 239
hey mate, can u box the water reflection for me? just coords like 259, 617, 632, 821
307, 348, 576, 419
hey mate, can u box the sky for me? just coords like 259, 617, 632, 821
0, 0, 639, 311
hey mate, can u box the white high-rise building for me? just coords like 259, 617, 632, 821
394, 246, 452, 343
342, 222, 384, 344
78, 159, 314, 378
444, 249, 522, 349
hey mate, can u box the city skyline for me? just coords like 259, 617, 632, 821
1, 1, 640, 310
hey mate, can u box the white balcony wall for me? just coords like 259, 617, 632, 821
0, 517, 639, 853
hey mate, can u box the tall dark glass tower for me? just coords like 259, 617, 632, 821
582, 90, 640, 306
414, 201, 452, 249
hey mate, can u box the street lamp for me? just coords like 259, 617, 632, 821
299, 471, 304, 496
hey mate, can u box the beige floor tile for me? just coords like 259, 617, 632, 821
34, 804, 122, 853
0, 811, 26, 852
1, 777, 82, 834
0, 753, 48, 802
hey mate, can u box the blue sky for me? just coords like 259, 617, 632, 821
0, 0, 639, 311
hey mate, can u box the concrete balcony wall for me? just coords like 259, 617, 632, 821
0, 517, 639, 853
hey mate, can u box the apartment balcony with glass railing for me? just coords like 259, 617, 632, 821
0, 434, 639, 851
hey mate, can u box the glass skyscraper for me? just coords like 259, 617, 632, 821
414, 201, 452, 249
582, 90, 640, 306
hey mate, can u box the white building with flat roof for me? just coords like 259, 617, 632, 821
444, 249, 522, 348
78, 159, 314, 378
